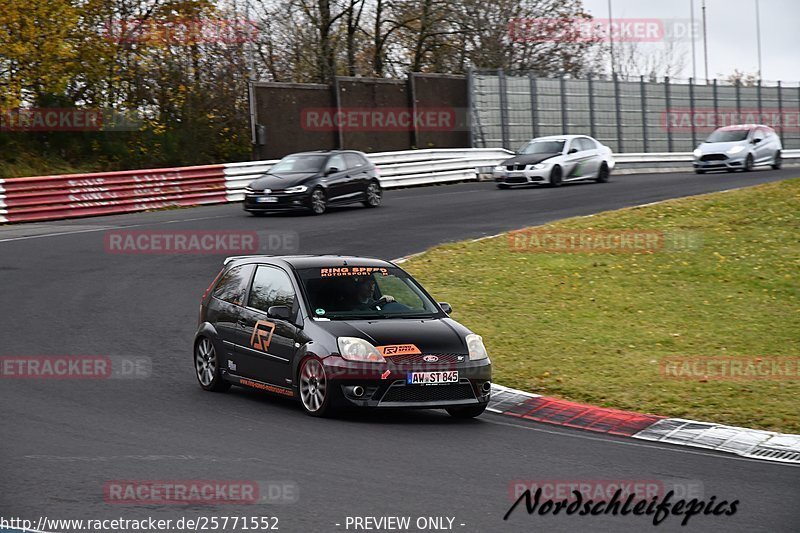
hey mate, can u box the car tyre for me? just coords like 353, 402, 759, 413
772, 151, 782, 170
309, 187, 327, 215
595, 163, 610, 183
744, 154, 754, 172
446, 403, 487, 419
194, 337, 230, 392
548, 166, 563, 187
299, 357, 334, 417
363, 180, 382, 208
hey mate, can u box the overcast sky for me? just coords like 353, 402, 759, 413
581, 0, 800, 82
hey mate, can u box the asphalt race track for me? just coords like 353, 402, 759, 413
1, 168, 799, 533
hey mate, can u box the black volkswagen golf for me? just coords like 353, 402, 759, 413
243, 151, 382, 215
194, 255, 492, 417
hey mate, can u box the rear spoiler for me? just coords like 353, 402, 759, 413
223, 255, 261, 266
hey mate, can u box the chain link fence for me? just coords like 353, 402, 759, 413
470, 70, 800, 152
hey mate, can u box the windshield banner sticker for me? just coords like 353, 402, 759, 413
320, 267, 389, 277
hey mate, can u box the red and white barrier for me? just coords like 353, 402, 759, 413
0, 165, 226, 224
0, 149, 514, 224
6, 148, 794, 225
0, 179, 6, 223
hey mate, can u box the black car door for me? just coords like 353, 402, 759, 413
208, 263, 255, 365
322, 154, 349, 203
233, 265, 300, 390
344, 152, 370, 198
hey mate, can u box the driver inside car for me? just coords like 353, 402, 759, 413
349, 276, 395, 310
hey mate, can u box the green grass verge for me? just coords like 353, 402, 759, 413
402, 178, 800, 433
0, 152, 101, 178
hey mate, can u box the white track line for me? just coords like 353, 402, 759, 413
0, 214, 231, 244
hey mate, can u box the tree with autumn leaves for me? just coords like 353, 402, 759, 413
1, 0, 596, 171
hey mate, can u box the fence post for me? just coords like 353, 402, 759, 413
665, 76, 673, 152
756, 78, 763, 126
333, 76, 343, 149
408, 72, 419, 149
466, 67, 475, 147
735, 79, 742, 123
712, 78, 718, 125
498, 69, 510, 149
640, 75, 648, 153
689, 77, 697, 148
613, 73, 624, 153
588, 76, 596, 140
777, 80, 783, 140
528, 73, 539, 139
560, 76, 568, 134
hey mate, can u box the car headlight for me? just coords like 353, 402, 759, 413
693, 149, 702, 158
727, 146, 745, 155
466, 334, 489, 361
337, 337, 386, 362
284, 185, 308, 193
531, 163, 548, 170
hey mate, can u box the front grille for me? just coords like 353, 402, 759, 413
380, 383, 476, 403
387, 353, 463, 365
505, 176, 528, 184
506, 164, 526, 171
700, 154, 727, 161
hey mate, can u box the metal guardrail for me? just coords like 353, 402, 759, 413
3, 149, 798, 224
223, 149, 514, 201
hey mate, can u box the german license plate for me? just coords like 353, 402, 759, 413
508, 171, 525, 178
407, 371, 459, 385
257, 196, 278, 203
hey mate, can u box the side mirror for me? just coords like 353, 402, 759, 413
326, 166, 339, 175
439, 302, 452, 314
752, 138, 762, 144
568, 148, 579, 154
267, 305, 292, 321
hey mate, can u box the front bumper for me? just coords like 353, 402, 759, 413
693, 152, 747, 170
321, 355, 492, 409
493, 169, 549, 185
243, 192, 310, 211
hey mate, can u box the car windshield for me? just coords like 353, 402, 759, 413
706, 129, 750, 143
518, 140, 565, 154
297, 266, 440, 320
270, 154, 328, 173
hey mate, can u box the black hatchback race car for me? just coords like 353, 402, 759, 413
243, 151, 382, 215
194, 255, 492, 417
